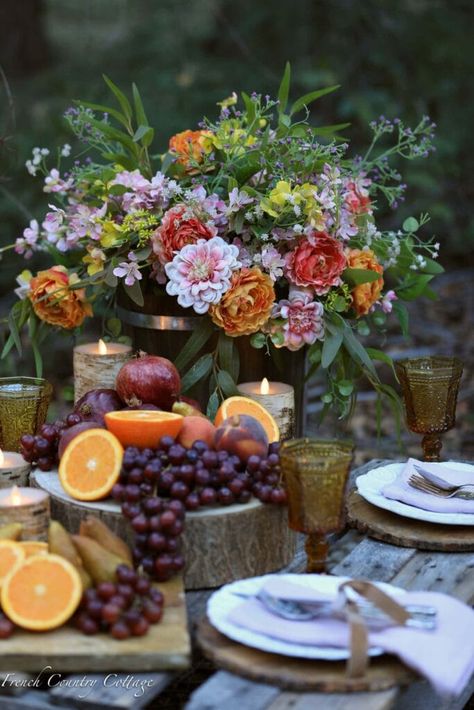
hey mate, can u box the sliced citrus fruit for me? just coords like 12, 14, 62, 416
1, 553, 82, 631
0, 540, 26, 589
20, 541, 49, 557
105, 410, 183, 449
215, 396, 280, 442
59, 428, 123, 501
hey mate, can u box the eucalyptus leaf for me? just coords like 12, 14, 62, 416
218, 333, 238, 380
321, 325, 343, 369
174, 318, 214, 373
392, 301, 409, 336
181, 354, 213, 393
107, 318, 122, 338
398, 274, 434, 300
217, 370, 239, 397
124, 280, 144, 307
341, 322, 378, 379
207, 390, 220, 421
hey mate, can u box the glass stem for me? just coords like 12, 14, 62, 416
305, 532, 328, 573
421, 433, 443, 462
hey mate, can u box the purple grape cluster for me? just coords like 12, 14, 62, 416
74, 564, 164, 639
19, 415, 82, 471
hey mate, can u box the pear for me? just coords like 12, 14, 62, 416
0, 523, 22, 540
49, 520, 92, 589
73, 535, 124, 585
172, 401, 206, 418
79, 516, 132, 566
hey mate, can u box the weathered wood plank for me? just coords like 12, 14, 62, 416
186, 671, 280, 710
390, 550, 474, 603
266, 689, 398, 710
331, 538, 416, 582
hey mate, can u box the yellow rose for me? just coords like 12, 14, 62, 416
210, 268, 275, 336
346, 249, 384, 317
28, 266, 92, 329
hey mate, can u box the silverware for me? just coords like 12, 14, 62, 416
231, 589, 437, 630
413, 464, 472, 491
409, 473, 474, 500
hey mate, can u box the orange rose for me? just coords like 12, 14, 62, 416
169, 129, 212, 170
29, 266, 92, 329
346, 249, 384, 317
210, 268, 275, 337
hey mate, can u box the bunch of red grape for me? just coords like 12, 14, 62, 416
19, 414, 82, 471
74, 564, 164, 639
0, 611, 15, 639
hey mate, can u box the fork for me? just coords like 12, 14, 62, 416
408, 473, 474, 500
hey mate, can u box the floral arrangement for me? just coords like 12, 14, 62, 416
2, 66, 442, 419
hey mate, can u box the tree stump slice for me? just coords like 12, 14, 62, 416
196, 618, 416, 692
31, 471, 297, 590
347, 490, 474, 551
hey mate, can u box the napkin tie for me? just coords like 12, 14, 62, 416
339, 579, 410, 678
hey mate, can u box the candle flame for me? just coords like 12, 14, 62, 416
98, 339, 108, 355
0, 449, 3, 467
260, 377, 270, 395
10, 486, 22, 506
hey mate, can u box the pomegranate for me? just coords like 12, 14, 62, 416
74, 389, 123, 425
116, 353, 181, 410
58, 422, 102, 459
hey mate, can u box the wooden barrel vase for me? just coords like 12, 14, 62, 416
117, 286, 307, 435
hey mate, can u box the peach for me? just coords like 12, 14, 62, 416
177, 416, 216, 449
214, 414, 268, 463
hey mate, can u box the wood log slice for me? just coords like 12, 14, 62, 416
31, 471, 297, 590
347, 489, 474, 551
197, 618, 416, 693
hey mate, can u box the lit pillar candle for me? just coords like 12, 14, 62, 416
0, 486, 50, 541
0, 449, 30, 489
73, 340, 133, 403
238, 378, 295, 440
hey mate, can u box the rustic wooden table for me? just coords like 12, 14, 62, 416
1, 460, 473, 710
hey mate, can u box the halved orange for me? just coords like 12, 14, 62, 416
20, 541, 49, 557
0, 540, 26, 589
1, 553, 82, 631
59, 428, 123, 501
105, 410, 183, 449
215, 396, 280, 443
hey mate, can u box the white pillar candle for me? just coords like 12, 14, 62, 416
238, 378, 295, 440
0, 486, 50, 541
73, 340, 132, 403
0, 450, 30, 489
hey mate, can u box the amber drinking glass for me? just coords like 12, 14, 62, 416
395, 356, 463, 462
0, 377, 52, 452
280, 438, 353, 573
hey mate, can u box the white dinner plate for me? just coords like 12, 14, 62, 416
356, 462, 474, 526
207, 573, 405, 660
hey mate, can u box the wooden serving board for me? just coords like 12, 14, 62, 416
197, 618, 416, 693
347, 489, 474, 551
31, 470, 297, 590
0, 575, 190, 673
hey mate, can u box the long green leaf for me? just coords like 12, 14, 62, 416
181, 354, 213, 393
174, 318, 214, 373
343, 268, 382, 286
218, 333, 235, 379
217, 370, 239, 397
74, 100, 130, 130
133, 125, 154, 147
124, 280, 144, 307
88, 117, 137, 154
8, 310, 22, 356
277, 62, 291, 114
103, 74, 133, 119
366, 347, 398, 379
392, 301, 409, 336
342, 323, 378, 379
207, 390, 220, 421
397, 274, 434, 300
132, 83, 149, 126
321, 326, 343, 369
290, 85, 340, 115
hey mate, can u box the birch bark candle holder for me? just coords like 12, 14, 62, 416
238, 378, 295, 440
0, 450, 30, 489
0, 487, 50, 541
73, 340, 132, 403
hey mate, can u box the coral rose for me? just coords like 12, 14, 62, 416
210, 267, 275, 336
152, 204, 217, 265
285, 231, 347, 295
346, 248, 384, 316
29, 266, 92, 329
169, 129, 212, 170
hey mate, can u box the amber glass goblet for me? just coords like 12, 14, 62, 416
395, 356, 463, 462
0, 377, 52, 452
280, 438, 353, 573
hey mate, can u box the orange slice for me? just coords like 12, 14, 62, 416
20, 541, 49, 557
105, 410, 183, 449
1, 553, 82, 631
0, 540, 26, 589
215, 396, 280, 443
59, 428, 123, 501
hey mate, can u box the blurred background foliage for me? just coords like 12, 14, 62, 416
0, 0, 473, 385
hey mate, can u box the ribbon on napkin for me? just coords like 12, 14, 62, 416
338, 579, 410, 678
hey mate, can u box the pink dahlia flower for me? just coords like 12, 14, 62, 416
165, 237, 241, 314
285, 231, 347, 294
271, 288, 324, 351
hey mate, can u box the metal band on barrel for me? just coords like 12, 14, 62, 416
117, 306, 200, 331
